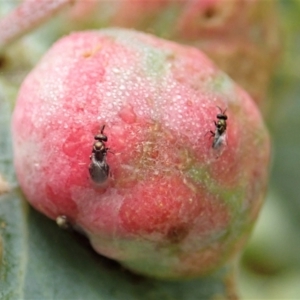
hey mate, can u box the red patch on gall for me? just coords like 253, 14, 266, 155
118, 176, 225, 238
119, 176, 199, 235
45, 184, 78, 219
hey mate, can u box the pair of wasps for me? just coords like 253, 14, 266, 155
89, 107, 227, 185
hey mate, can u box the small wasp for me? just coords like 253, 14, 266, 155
89, 125, 110, 184
209, 106, 228, 149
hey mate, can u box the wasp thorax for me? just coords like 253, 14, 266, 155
94, 141, 104, 152
217, 119, 227, 132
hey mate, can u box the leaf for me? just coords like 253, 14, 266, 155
269, 0, 300, 225
237, 2, 300, 298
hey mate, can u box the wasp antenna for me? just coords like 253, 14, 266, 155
216, 106, 227, 115
100, 124, 106, 134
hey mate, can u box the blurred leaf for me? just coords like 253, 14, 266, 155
238, 1, 300, 299
268, 0, 300, 226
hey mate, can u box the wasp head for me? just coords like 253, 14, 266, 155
94, 125, 108, 142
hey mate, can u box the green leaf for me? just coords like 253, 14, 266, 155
269, 0, 300, 225
237, 2, 300, 298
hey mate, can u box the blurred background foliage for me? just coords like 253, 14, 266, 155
0, 1, 300, 299
239, 1, 300, 299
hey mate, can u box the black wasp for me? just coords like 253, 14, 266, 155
89, 125, 110, 184
209, 106, 228, 149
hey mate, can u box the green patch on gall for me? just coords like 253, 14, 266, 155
143, 48, 172, 79
209, 72, 235, 97
187, 164, 246, 211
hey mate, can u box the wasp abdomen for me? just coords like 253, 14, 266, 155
89, 152, 110, 184
88, 125, 111, 184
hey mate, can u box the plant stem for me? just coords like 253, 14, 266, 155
0, 0, 74, 50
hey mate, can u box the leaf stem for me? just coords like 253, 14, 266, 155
0, 0, 74, 50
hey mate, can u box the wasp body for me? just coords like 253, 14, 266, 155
89, 125, 110, 184
209, 107, 228, 149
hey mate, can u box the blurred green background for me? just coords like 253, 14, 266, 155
1, 1, 300, 299
239, 1, 300, 299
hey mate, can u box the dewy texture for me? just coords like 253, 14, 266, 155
12, 28, 270, 279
